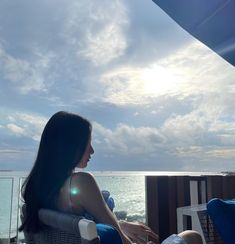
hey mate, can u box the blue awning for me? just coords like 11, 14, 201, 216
152, 0, 235, 66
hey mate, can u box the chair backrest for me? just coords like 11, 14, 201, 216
207, 198, 235, 244
21, 205, 100, 244
197, 208, 223, 244
177, 204, 223, 244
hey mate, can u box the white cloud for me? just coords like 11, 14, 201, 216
11, 112, 47, 141
2, 111, 47, 141
99, 65, 181, 105
92, 109, 235, 170
0, 46, 54, 94
93, 121, 166, 156
0, 110, 43, 169
159, 108, 235, 163
158, 42, 235, 97
6, 123, 25, 135
100, 67, 145, 105
79, 22, 128, 66
63, 0, 129, 66
0, 0, 130, 101
99, 41, 235, 106
0, 149, 32, 155
206, 148, 235, 158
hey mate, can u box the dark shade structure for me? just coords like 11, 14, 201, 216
152, 0, 235, 66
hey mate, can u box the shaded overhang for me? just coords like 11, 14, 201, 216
152, 0, 235, 66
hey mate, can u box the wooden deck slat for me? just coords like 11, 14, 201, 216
145, 176, 159, 234
168, 177, 177, 234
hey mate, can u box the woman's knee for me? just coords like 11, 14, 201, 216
178, 230, 203, 244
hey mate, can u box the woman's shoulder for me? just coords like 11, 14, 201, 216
70, 172, 101, 203
71, 171, 96, 185
72, 171, 94, 178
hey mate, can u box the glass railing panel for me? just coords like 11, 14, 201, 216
16, 177, 26, 244
0, 177, 14, 244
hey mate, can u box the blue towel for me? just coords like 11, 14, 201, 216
96, 223, 122, 244
101, 190, 115, 211
207, 198, 235, 244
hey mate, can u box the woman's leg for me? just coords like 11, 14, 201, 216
178, 230, 203, 244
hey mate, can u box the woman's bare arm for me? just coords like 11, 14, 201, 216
70, 172, 132, 244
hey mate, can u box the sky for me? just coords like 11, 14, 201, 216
0, 0, 235, 172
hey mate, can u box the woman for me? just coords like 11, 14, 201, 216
19, 111, 202, 244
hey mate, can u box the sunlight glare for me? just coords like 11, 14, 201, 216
141, 65, 179, 96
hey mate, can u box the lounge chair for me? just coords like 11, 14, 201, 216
20, 190, 122, 244
21, 205, 123, 244
21, 205, 100, 244
207, 198, 235, 244
177, 203, 223, 243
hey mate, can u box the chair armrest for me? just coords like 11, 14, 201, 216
38, 209, 99, 242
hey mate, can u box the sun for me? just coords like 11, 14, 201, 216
141, 65, 179, 96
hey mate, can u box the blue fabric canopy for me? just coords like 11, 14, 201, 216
152, 0, 235, 66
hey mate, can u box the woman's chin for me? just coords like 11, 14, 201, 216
77, 162, 88, 169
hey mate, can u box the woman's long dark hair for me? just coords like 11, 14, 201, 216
19, 111, 91, 233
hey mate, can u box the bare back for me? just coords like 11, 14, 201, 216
56, 173, 85, 215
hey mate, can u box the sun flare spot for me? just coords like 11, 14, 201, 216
141, 65, 179, 96
70, 187, 80, 195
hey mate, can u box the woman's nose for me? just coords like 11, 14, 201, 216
90, 145, 94, 154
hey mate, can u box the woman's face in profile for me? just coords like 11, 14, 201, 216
78, 137, 94, 168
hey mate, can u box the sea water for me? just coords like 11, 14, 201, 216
95, 172, 145, 222
0, 171, 146, 237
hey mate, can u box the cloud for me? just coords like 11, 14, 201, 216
0, 110, 47, 169
93, 121, 166, 156
62, 0, 129, 66
159, 108, 235, 170
6, 124, 25, 135
161, 111, 212, 146
0, 0, 131, 106
91, 108, 235, 170
206, 148, 235, 158
90, 121, 179, 170
98, 41, 235, 106
158, 42, 235, 98
0, 148, 32, 155
99, 65, 184, 105
1, 110, 47, 141
0, 46, 54, 94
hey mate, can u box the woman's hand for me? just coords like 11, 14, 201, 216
119, 220, 159, 244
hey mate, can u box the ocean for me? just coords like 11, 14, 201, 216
95, 172, 146, 222
0, 171, 146, 239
